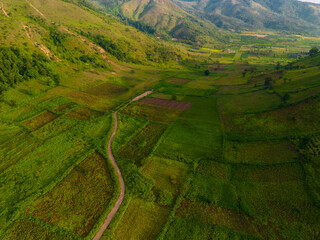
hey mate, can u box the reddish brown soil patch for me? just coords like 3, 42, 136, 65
168, 78, 190, 85
23, 111, 59, 130
84, 82, 127, 98
66, 108, 99, 120
139, 98, 193, 111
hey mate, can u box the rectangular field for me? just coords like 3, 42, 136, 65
23, 111, 60, 130
112, 198, 170, 240
117, 123, 167, 165
26, 152, 114, 237
155, 96, 222, 161
84, 82, 128, 98
225, 140, 298, 164
142, 157, 188, 198
122, 102, 182, 123
139, 97, 193, 111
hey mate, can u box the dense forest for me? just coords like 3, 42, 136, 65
0, 48, 57, 94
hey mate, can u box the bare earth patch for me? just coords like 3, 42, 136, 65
139, 98, 193, 111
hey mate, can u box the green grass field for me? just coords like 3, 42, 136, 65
1, 0, 320, 238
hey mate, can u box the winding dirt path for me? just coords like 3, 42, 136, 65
93, 111, 124, 240
93, 91, 153, 240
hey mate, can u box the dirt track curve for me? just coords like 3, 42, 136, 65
93, 111, 124, 240
93, 91, 152, 240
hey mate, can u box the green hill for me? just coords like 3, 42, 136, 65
174, 0, 320, 34
86, 0, 224, 43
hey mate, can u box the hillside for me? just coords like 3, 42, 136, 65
174, 0, 320, 34
86, 0, 223, 43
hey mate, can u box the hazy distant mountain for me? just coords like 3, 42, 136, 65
173, 0, 320, 34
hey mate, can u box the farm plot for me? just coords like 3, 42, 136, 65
33, 117, 77, 140
26, 152, 114, 237
306, 134, 320, 155
122, 102, 182, 123
150, 93, 173, 100
139, 97, 193, 111
164, 217, 259, 240
66, 90, 114, 111
112, 113, 147, 152
231, 163, 304, 182
117, 123, 167, 166
175, 200, 261, 238
155, 96, 222, 161
217, 91, 281, 113
0, 131, 40, 173
0, 105, 42, 122
225, 140, 298, 164
112, 198, 170, 240
0, 132, 89, 230
142, 157, 188, 199
4, 218, 72, 240
23, 111, 60, 130
54, 102, 77, 113
156, 83, 216, 97
221, 97, 320, 138
66, 107, 100, 120
185, 174, 238, 210
196, 160, 231, 180
84, 82, 128, 98
167, 78, 190, 85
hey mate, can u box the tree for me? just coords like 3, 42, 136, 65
204, 69, 210, 76
264, 77, 273, 87
309, 47, 319, 57
282, 93, 290, 103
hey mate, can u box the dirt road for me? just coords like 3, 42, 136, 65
93, 111, 125, 240
93, 91, 152, 239
130, 90, 153, 102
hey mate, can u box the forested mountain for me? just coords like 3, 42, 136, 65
174, 0, 320, 34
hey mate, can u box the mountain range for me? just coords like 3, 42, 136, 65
88, 0, 320, 36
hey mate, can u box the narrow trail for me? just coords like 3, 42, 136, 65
25, 0, 47, 19
93, 91, 151, 240
93, 111, 125, 240
0, 3, 9, 17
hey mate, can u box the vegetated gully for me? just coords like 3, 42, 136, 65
93, 91, 153, 240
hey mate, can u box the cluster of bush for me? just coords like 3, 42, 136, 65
0, 47, 58, 93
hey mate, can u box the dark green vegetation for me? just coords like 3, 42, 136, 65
1, 0, 320, 239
